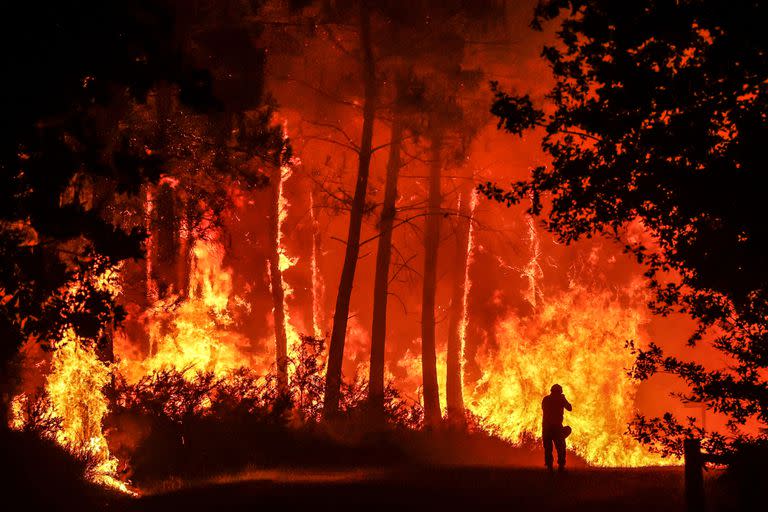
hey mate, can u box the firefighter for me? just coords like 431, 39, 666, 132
542, 383, 572, 472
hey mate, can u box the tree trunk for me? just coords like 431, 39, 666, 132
309, 185, 324, 339
421, 137, 443, 428
151, 83, 181, 300
176, 196, 193, 300
368, 114, 404, 420
143, 185, 156, 357
323, 0, 376, 419
153, 181, 180, 299
446, 182, 472, 427
267, 166, 289, 393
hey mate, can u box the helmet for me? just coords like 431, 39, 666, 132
550, 384, 563, 394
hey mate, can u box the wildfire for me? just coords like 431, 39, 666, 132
459, 216, 672, 467
466, 283, 671, 467
45, 329, 131, 492
116, 235, 256, 382
275, 160, 303, 367
458, 191, 479, 392
10, 264, 132, 493
9, 141, 677, 500
309, 189, 325, 339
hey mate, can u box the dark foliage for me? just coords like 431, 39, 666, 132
480, 0, 768, 459
0, 428, 119, 510
0, 0, 218, 412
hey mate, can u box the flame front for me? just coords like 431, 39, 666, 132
466, 284, 670, 467
11, 265, 132, 493
117, 236, 256, 383
46, 329, 131, 491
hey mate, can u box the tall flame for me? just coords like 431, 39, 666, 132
309, 188, 324, 339
11, 264, 132, 492
458, 191, 479, 389
276, 161, 302, 365
45, 329, 130, 491
462, 218, 671, 466
116, 235, 256, 382
522, 214, 543, 309
467, 283, 669, 466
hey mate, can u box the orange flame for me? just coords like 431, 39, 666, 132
458, 191, 479, 391
10, 264, 133, 492
116, 235, 258, 382
276, 161, 302, 366
466, 283, 673, 466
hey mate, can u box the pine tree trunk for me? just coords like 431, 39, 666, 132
421, 137, 443, 428
368, 114, 404, 420
151, 82, 180, 300
446, 182, 471, 427
309, 185, 324, 338
268, 166, 289, 393
323, 0, 376, 419
153, 181, 179, 298
143, 185, 156, 357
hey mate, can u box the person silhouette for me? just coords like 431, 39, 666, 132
542, 383, 572, 472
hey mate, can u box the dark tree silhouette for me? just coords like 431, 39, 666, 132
0, 0, 219, 416
481, 0, 768, 458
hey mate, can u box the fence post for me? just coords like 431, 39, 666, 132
684, 438, 705, 512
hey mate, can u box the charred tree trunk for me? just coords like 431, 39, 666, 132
368, 112, 404, 420
446, 181, 471, 427
323, 0, 376, 419
421, 137, 443, 428
178, 197, 194, 298
151, 83, 182, 299
152, 182, 180, 298
142, 184, 156, 357
268, 166, 289, 393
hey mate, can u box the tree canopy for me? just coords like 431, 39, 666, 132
481, 0, 768, 457
0, 1, 259, 404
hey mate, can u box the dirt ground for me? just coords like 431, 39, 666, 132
120, 466, 699, 511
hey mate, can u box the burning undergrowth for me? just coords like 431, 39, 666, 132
7, 209, 674, 494
105, 336, 424, 487
5, 112, 675, 496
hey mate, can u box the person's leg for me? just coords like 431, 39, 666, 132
555, 433, 567, 471
543, 430, 554, 470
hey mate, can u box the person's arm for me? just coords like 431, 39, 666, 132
562, 396, 572, 411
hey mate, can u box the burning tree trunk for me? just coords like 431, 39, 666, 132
142, 185, 156, 356
309, 185, 324, 339
268, 165, 290, 393
421, 137, 443, 428
323, 0, 376, 419
445, 183, 474, 427
368, 112, 404, 419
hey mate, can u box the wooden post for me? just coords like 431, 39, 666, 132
684, 438, 705, 512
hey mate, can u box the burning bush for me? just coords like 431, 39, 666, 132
106, 334, 424, 485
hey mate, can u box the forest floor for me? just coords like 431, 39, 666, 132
114, 465, 716, 511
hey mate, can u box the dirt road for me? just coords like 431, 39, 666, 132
126, 466, 688, 511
